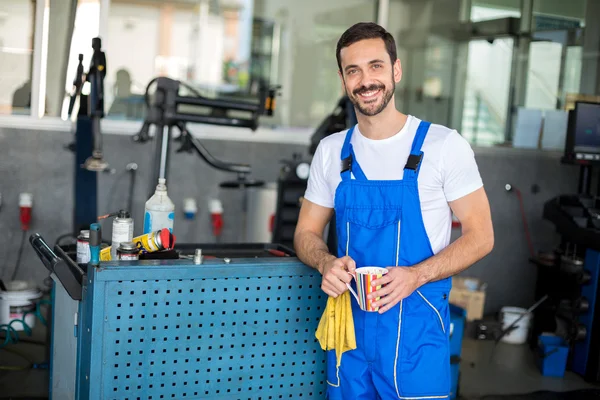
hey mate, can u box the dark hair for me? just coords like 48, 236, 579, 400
336, 22, 397, 72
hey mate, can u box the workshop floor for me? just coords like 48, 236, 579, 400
0, 323, 49, 400
459, 339, 599, 399
1, 328, 599, 400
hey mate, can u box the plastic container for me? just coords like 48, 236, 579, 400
144, 178, 175, 234
0, 281, 42, 331
246, 182, 278, 243
500, 306, 532, 344
536, 335, 569, 377
111, 210, 134, 260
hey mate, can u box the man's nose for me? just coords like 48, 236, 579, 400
359, 70, 377, 87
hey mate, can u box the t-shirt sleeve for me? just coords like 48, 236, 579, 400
441, 130, 484, 202
304, 141, 335, 208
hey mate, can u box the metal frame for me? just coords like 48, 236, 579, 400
377, 0, 390, 28
31, 0, 49, 118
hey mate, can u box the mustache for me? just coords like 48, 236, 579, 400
353, 84, 385, 96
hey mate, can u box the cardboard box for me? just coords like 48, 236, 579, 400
449, 277, 486, 321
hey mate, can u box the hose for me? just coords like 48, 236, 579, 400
0, 299, 51, 371
0, 347, 34, 370
0, 346, 49, 371
0, 299, 50, 349
10, 230, 28, 281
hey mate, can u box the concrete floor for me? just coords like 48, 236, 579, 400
459, 339, 599, 399
0, 327, 49, 399
1, 327, 600, 399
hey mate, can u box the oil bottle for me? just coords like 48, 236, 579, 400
143, 178, 175, 234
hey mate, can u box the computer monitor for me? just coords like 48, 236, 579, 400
574, 102, 600, 153
564, 101, 600, 163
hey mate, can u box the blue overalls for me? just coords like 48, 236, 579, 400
327, 121, 452, 399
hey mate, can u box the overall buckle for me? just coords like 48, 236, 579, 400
404, 153, 423, 170
341, 155, 352, 173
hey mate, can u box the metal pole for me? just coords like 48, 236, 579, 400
377, 0, 389, 29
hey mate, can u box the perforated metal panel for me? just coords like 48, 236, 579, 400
76, 259, 327, 400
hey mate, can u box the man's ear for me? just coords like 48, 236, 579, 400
393, 59, 402, 83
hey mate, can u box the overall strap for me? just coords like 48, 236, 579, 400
403, 121, 431, 181
340, 125, 368, 181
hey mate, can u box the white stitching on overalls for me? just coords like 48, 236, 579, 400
395, 220, 401, 266
346, 221, 350, 257
394, 220, 402, 398
394, 299, 403, 398
394, 219, 449, 399
326, 221, 351, 388
326, 367, 341, 387
416, 291, 446, 334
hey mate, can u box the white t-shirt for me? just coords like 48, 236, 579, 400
304, 115, 483, 255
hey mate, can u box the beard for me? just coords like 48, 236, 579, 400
347, 78, 395, 117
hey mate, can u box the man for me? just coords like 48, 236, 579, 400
294, 22, 494, 399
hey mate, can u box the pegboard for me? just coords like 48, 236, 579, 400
75, 259, 327, 400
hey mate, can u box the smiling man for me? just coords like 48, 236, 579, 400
294, 22, 494, 399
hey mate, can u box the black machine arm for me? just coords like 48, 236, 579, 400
175, 122, 251, 174
29, 234, 84, 301
133, 77, 279, 196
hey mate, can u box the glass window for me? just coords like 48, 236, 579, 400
511, 0, 588, 150
533, 0, 586, 30
100, 0, 377, 127
462, 38, 514, 146
0, 1, 36, 116
470, 0, 521, 22
389, 0, 471, 129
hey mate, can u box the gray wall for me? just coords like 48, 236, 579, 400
455, 148, 581, 315
0, 127, 582, 316
0, 127, 306, 286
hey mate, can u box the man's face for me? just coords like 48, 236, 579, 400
338, 38, 402, 117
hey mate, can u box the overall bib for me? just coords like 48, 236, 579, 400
327, 121, 452, 399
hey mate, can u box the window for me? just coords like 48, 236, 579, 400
0, 1, 36, 116
100, 0, 377, 128
470, 0, 521, 22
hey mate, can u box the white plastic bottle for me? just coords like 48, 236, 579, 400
143, 178, 175, 234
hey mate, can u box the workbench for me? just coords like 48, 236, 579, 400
47, 244, 327, 400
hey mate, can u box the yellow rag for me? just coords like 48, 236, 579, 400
315, 291, 357, 367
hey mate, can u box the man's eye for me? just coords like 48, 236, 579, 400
373, 64, 382, 69
348, 69, 356, 75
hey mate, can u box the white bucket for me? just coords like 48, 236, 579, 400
0, 281, 42, 331
500, 306, 532, 345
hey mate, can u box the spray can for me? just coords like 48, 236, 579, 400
111, 210, 134, 260
100, 228, 176, 261
143, 178, 175, 234
135, 228, 175, 253
117, 241, 139, 260
76, 230, 91, 264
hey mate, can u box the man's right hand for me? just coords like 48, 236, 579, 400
318, 255, 356, 298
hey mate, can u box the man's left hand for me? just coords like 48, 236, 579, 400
369, 267, 421, 313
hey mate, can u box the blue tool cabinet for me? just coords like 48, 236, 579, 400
54, 257, 328, 400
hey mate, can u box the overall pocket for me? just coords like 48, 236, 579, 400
345, 208, 402, 267
395, 290, 451, 398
